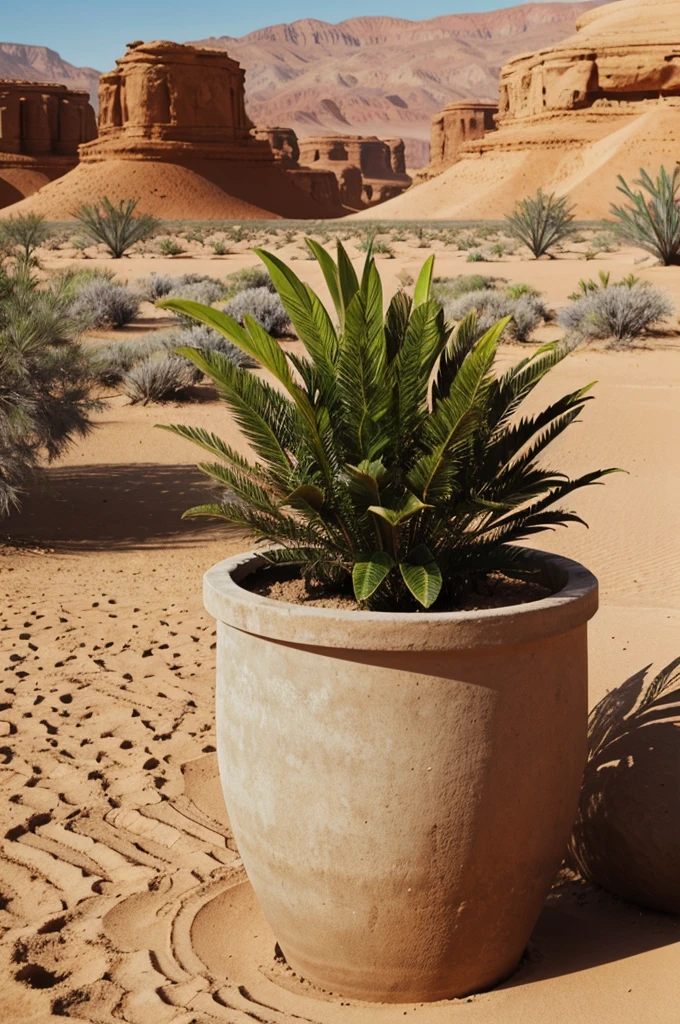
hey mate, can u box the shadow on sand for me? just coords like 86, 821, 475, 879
4, 462, 225, 551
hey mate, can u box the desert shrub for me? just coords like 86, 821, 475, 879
456, 232, 481, 251
160, 324, 256, 368
610, 166, 680, 266
505, 282, 540, 300
223, 286, 291, 337
505, 189, 575, 258
466, 250, 485, 263
159, 240, 614, 611
167, 279, 225, 305
121, 353, 197, 405
445, 289, 548, 343
431, 274, 499, 304
0, 214, 51, 265
90, 339, 159, 385
158, 238, 186, 256
568, 271, 643, 301
135, 272, 176, 302
74, 197, 158, 258
0, 268, 98, 514
212, 241, 229, 255
48, 267, 116, 302
558, 284, 673, 344
70, 279, 140, 329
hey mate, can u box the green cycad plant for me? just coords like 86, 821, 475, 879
158, 241, 615, 611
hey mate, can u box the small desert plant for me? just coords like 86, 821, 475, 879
431, 275, 499, 304
610, 166, 680, 266
359, 237, 394, 258
158, 237, 186, 257
0, 267, 98, 514
212, 241, 229, 256
505, 282, 540, 300
135, 272, 176, 302
396, 269, 414, 289
48, 267, 116, 303
74, 197, 158, 258
70, 279, 140, 329
223, 286, 291, 337
121, 352, 197, 405
558, 283, 673, 344
505, 189, 575, 258
0, 214, 51, 265
568, 271, 643, 301
158, 240, 614, 610
91, 338, 158, 385
466, 250, 485, 263
445, 289, 548, 344
222, 266, 274, 300
160, 324, 257, 368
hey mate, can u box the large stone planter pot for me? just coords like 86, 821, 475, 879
204, 549, 598, 1003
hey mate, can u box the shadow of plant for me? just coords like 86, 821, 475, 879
568, 656, 680, 914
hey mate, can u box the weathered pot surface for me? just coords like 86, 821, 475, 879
205, 549, 598, 1003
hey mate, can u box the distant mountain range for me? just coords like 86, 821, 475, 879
0, 3, 609, 167
0, 42, 99, 98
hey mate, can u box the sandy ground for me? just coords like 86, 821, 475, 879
1, 243, 680, 1023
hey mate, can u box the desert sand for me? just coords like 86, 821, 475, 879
1, 240, 680, 1023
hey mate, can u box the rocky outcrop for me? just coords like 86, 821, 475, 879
2, 41, 348, 220
297, 135, 411, 209
0, 80, 96, 208
415, 101, 498, 182
356, 0, 680, 221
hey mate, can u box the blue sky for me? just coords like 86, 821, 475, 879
6, 0, 572, 71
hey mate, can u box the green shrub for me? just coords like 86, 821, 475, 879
159, 238, 186, 257
158, 240, 615, 610
466, 250, 485, 263
505, 282, 540, 300
222, 266, 274, 300
212, 241, 229, 256
74, 197, 158, 259
48, 267, 116, 303
610, 166, 680, 265
505, 189, 575, 258
0, 214, 51, 266
91, 338, 158, 385
0, 268, 98, 514
431, 275, 500, 304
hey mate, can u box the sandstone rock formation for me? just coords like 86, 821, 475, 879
354, 0, 680, 222
0, 80, 96, 208
1, 41, 348, 221
297, 135, 411, 209
417, 102, 498, 182
0, 43, 100, 105
193, 3, 605, 169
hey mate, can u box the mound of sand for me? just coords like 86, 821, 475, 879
0, 159, 283, 221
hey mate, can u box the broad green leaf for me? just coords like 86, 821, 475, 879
399, 545, 442, 608
353, 551, 394, 602
413, 254, 435, 307
336, 240, 360, 314
283, 484, 326, 511
304, 238, 342, 321
254, 248, 338, 370
368, 491, 431, 526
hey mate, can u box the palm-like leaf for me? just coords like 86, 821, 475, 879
161, 243, 617, 609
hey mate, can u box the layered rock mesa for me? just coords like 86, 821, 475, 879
354, 0, 680, 222
416, 101, 498, 182
0, 80, 96, 208
296, 135, 411, 208
0, 41, 351, 220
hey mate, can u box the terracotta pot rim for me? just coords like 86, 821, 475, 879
203, 547, 598, 651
